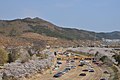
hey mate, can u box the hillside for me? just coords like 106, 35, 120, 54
97, 31, 120, 39
0, 17, 120, 40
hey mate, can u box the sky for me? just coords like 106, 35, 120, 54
0, 0, 120, 32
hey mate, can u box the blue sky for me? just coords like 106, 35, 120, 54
0, 0, 120, 32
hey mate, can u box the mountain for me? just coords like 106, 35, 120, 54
0, 17, 120, 40
97, 31, 120, 39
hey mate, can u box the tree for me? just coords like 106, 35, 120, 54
95, 51, 99, 57
0, 48, 8, 65
112, 54, 120, 65
100, 56, 107, 62
100, 55, 113, 66
8, 49, 20, 63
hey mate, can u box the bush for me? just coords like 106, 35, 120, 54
112, 54, 120, 65
100, 56, 107, 62
0, 48, 8, 65
100, 56, 113, 66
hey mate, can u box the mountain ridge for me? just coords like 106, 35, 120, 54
0, 17, 120, 40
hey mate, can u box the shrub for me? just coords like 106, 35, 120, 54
0, 48, 8, 65
100, 56, 107, 62
112, 54, 120, 65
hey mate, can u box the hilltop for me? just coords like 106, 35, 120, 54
0, 17, 120, 40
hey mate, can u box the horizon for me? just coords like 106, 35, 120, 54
0, 0, 120, 32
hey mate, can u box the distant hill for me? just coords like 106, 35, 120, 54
97, 31, 120, 39
0, 17, 120, 40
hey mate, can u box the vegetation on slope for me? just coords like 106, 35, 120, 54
0, 17, 120, 40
